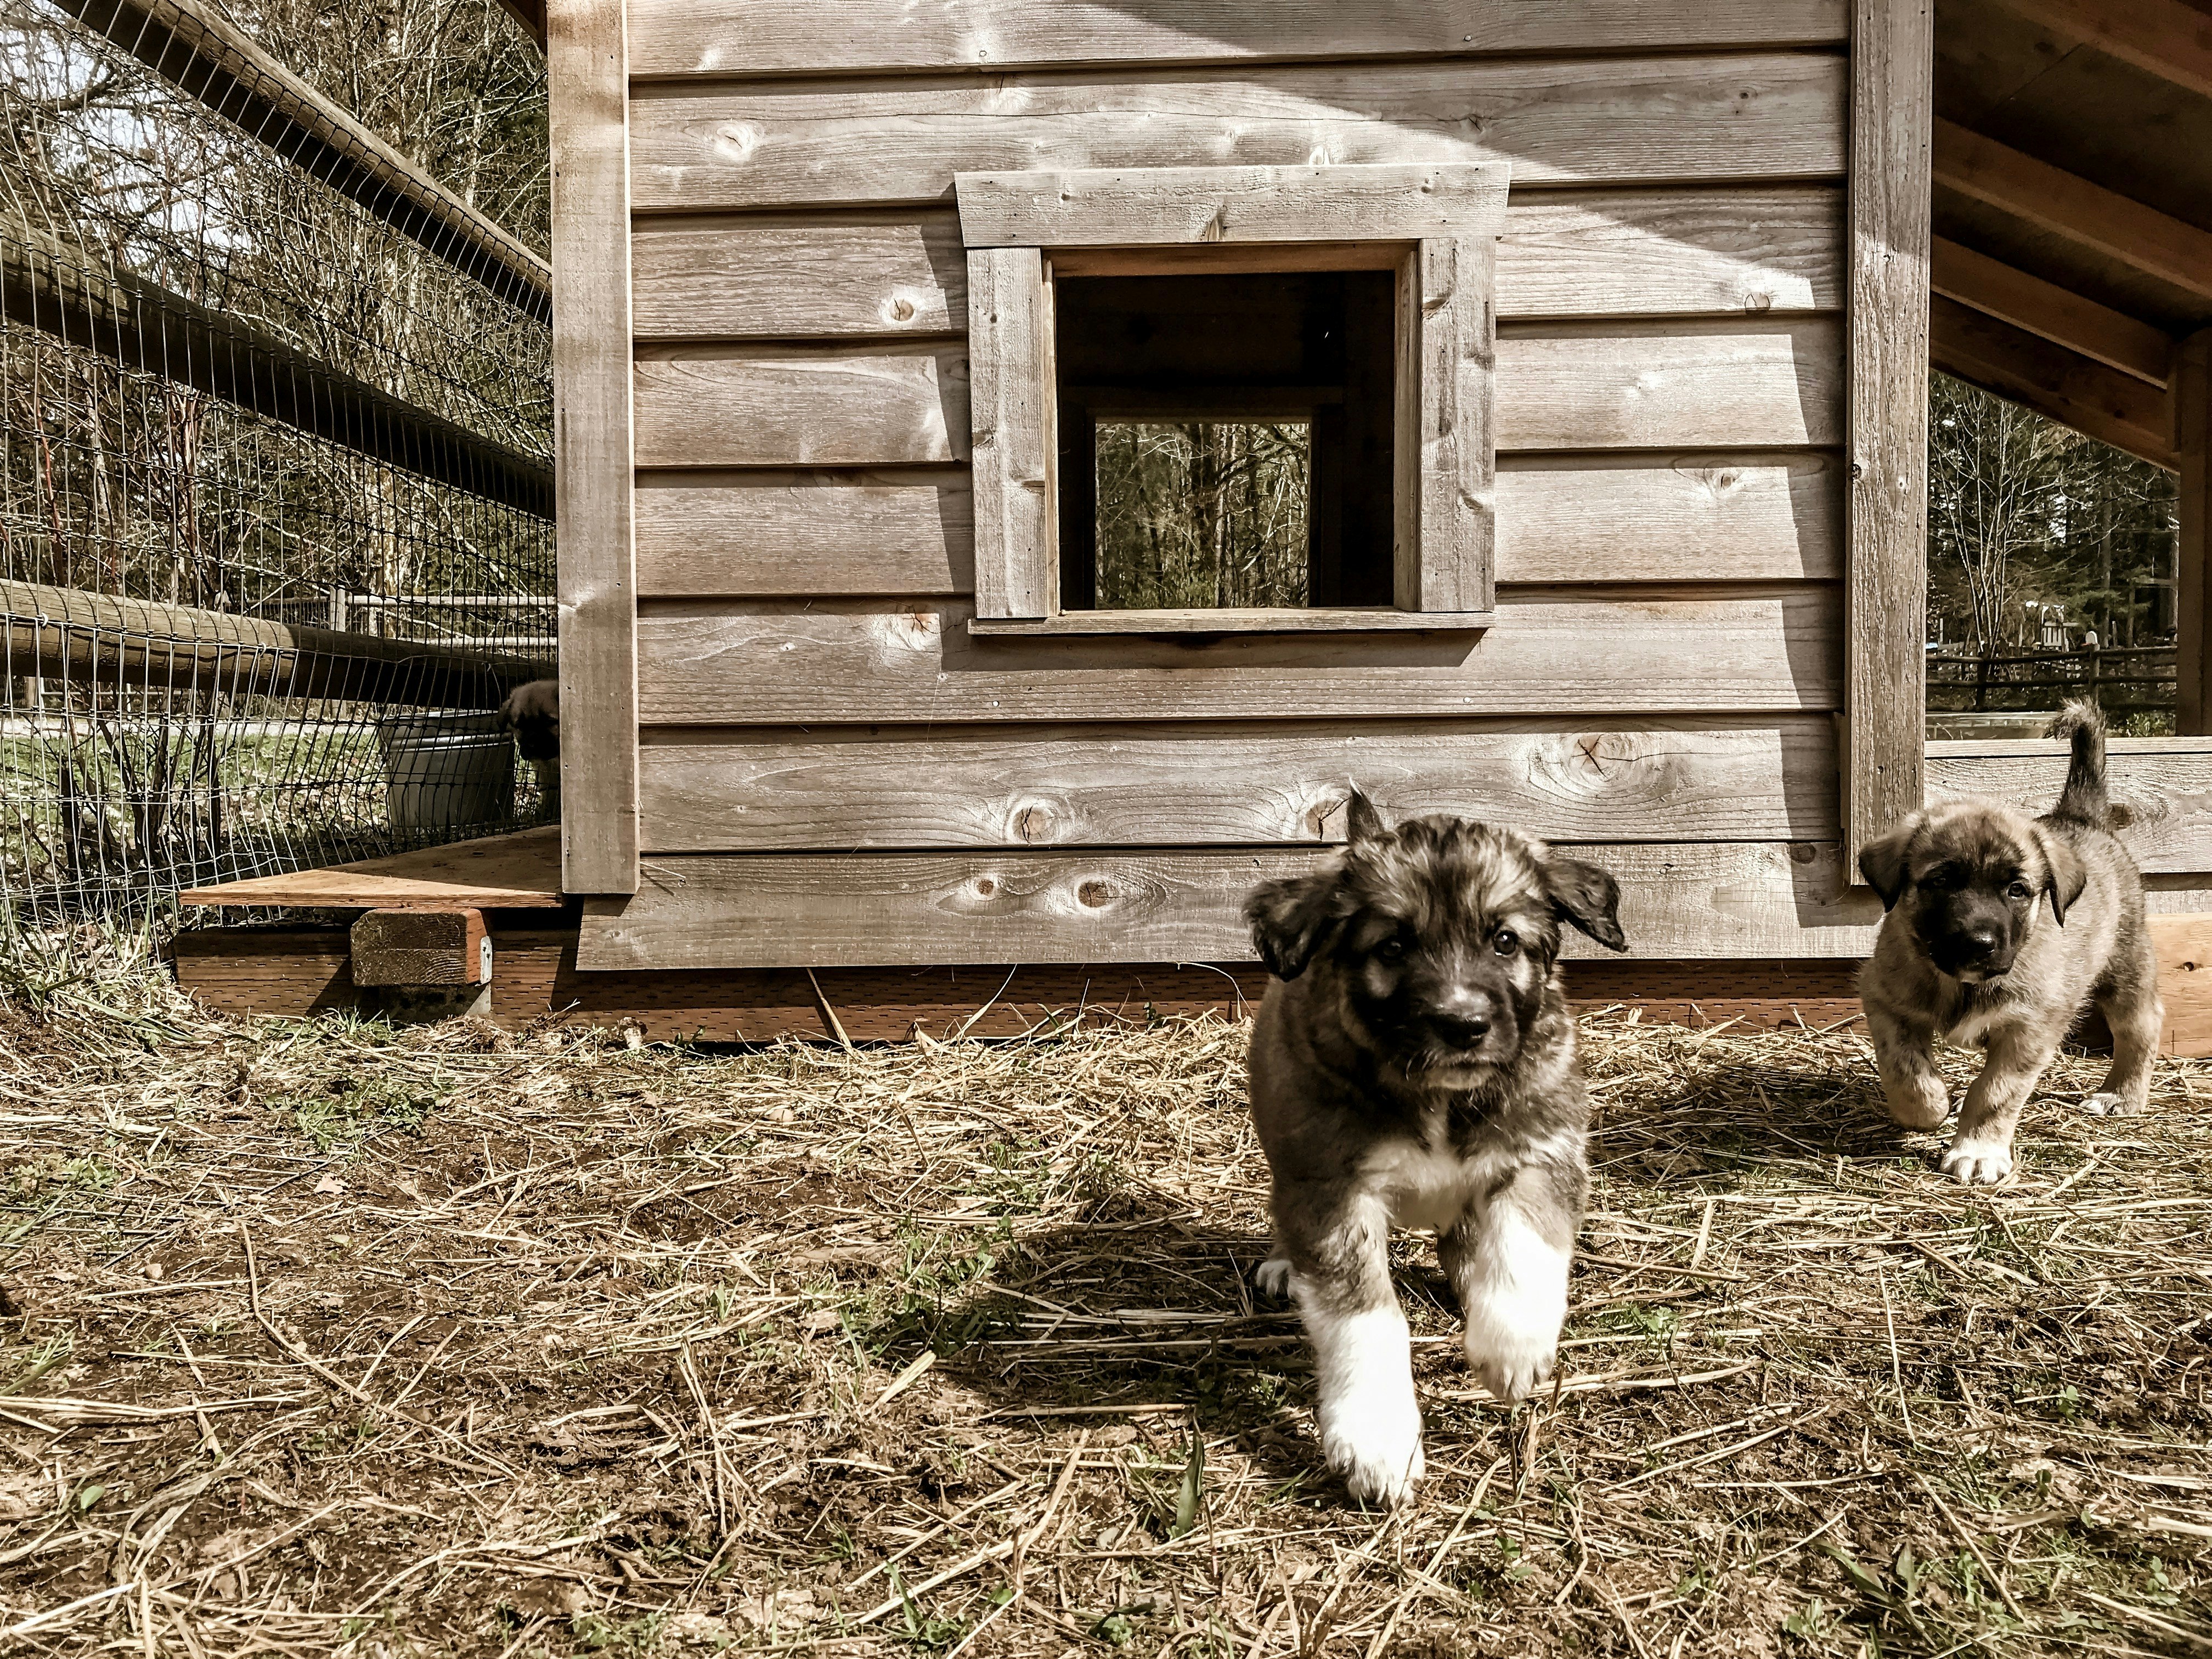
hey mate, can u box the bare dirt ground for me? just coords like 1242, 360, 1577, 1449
2, 980, 2211, 1657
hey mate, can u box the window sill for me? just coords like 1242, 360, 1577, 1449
967, 607, 1494, 637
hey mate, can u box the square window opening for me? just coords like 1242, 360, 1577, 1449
1053, 269, 1398, 612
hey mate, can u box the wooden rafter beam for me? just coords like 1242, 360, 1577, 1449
1931, 236, 2175, 385
1931, 292, 2179, 467
1934, 118, 2212, 303
1989, 0, 2212, 100
52, 0, 552, 320
491, 0, 547, 49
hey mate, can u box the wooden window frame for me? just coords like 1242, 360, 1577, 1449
955, 163, 1508, 637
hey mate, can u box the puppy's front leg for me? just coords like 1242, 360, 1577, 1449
2085, 963, 2163, 1118
1441, 1164, 1577, 1403
1866, 1003, 1949, 1129
1944, 1023, 2062, 1184
1280, 1195, 1422, 1507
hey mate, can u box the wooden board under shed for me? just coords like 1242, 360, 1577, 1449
178, 826, 563, 910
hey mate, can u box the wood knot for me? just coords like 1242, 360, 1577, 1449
1076, 879, 1113, 908
974, 877, 998, 898
1788, 843, 1817, 865
887, 296, 916, 322
1014, 806, 1050, 842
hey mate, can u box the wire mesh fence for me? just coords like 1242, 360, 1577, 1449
1, 0, 552, 960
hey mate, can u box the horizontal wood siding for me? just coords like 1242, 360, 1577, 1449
633, 321, 1842, 468
638, 717, 1839, 850
631, 190, 1843, 342
577, 842, 1882, 969
626, 57, 1847, 212
1927, 741, 2212, 876
635, 590, 1841, 724
634, 454, 1841, 596
606, 33, 1876, 962
627, 1, 1847, 80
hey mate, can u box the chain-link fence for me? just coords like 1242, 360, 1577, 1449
1, 0, 552, 957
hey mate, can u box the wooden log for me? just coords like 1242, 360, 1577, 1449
52, 0, 551, 320
625, 0, 1847, 80
627, 188, 1844, 342
635, 589, 1842, 725
630, 453, 1842, 597
629, 321, 1842, 470
576, 841, 1884, 969
627, 55, 1848, 213
1844, 0, 1933, 877
349, 907, 492, 986
636, 715, 1839, 851
171, 929, 1874, 1042
2, 578, 544, 709
1, 223, 554, 516
550, 0, 640, 896
1931, 294, 2177, 470
1931, 236, 2173, 386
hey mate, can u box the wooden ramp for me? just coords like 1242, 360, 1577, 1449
179, 826, 563, 910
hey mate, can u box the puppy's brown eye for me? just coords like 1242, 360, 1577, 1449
1376, 936, 1408, 962
2009, 882, 2032, 900
1493, 930, 1519, 957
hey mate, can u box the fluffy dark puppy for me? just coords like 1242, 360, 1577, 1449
496, 679, 561, 805
1858, 702, 2161, 1184
1243, 793, 1627, 1506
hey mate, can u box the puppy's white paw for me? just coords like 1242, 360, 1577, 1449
1940, 1136, 2014, 1185
1886, 1075, 1951, 1130
2080, 1091, 2143, 1118
1254, 1257, 1294, 1300
1318, 1389, 1425, 1508
1470, 1341, 1555, 1405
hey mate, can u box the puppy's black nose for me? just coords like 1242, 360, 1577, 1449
1963, 926, 2001, 957
1434, 1012, 1492, 1048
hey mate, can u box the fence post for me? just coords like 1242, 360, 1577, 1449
1974, 651, 1989, 713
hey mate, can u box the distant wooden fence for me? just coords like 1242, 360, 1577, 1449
1926, 646, 2177, 717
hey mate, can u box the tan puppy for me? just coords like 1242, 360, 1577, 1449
1858, 703, 2160, 1183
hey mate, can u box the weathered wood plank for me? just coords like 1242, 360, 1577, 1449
1412, 236, 1497, 611
629, 454, 1841, 597
967, 248, 1056, 618
956, 162, 1509, 247
637, 716, 1838, 851
1844, 0, 1932, 877
549, 0, 639, 895
634, 468, 974, 596
626, 189, 1843, 342
966, 607, 1495, 636
635, 589, 1842, 725
627, 0, 1847, 80
633, 343, 970, 467
626, 55, 1849, 212
576, 841, 1883, 969
1926, 740, 2212, 874
350, 907, 492, 988
179, 826, 564, 909
631, 321, 1842, 470
1494, 318, 1842, 451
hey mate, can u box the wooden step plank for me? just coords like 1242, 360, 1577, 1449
178, 827, 563, 909
627, 0, 1847, 80
637, 715, 1838, 851
629, 189, 1844, 342
1927, 739, 2212, 876
635, 589, 1843, 725
170, 929, 1871, 1042
632, 452, 1843, 597
575, 840, 1882, 969
631, 320, 1842, 469
628, 55, 1848, 213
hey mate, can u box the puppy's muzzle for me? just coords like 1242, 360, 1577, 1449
1425, 990, 1506, 1059
1935, 923, 2012, 981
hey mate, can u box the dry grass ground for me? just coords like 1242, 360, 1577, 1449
2, 978, 2211, 1658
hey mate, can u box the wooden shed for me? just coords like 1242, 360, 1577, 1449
531, 0, 2212, 1003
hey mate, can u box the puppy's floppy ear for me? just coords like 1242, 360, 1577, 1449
1344, 786, 1387, 845
1244, 873, 1345, 981
1546, 856, 1628, 953
2032, 826, 2089, 925
1857, 822, 1917, 911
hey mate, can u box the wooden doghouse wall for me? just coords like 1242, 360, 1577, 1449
573, 1, 1898, 970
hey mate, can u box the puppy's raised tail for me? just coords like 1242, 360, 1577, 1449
2046, 699, 2109, 828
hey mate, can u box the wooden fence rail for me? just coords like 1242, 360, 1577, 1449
1927, 646, 2177, 714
